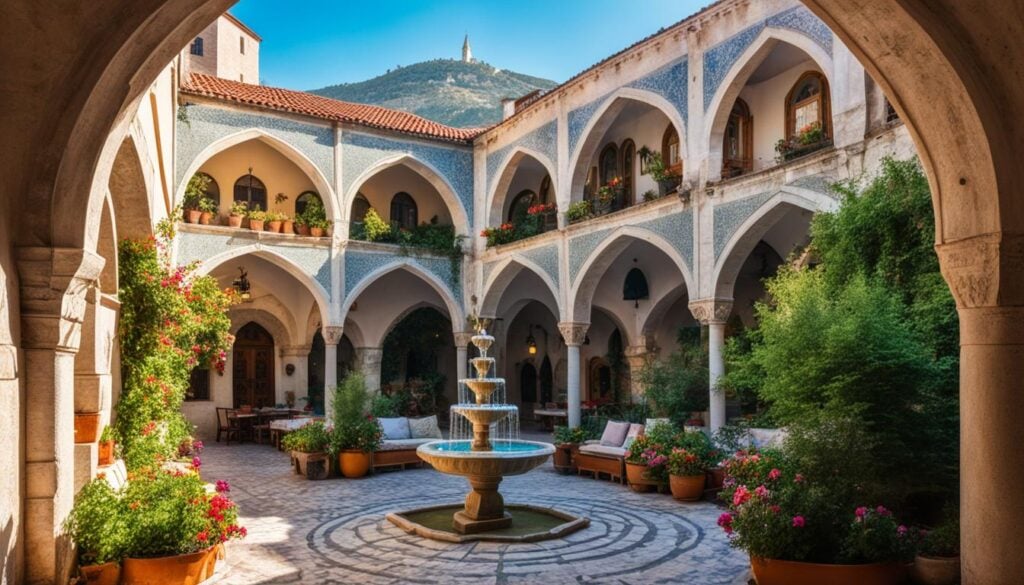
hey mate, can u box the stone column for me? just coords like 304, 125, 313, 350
72, 289, 118, 493
356, 347, 384, 394
17, 247, 104, 585
322, 326, 343, 415
688, 299, 733, 432
624, 342, 655, 402
558, 322, 589, 428
279, 345, 311, 408
454, 332, 474, 382
936, 236, 1024, 584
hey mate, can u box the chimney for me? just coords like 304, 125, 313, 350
501, 98, 516, 121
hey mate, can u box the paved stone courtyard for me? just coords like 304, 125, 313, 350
203, 443, 751, 585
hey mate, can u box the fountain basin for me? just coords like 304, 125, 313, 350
450, 405, 516, 427
387, 503, 589, 543
417, 440, 554, 478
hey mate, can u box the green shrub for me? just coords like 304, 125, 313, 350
362, 208, 391, 242
329, 372, 383, 454
640, 330, 708, 426
553, 425, 592, 445
370, 393, 402, 418
64, 479, 129, 565
280, 421, 331, 453
566, 200, 592, 223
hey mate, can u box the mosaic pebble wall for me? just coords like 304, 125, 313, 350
485, 121, 558, 197
343, 249, 460, 304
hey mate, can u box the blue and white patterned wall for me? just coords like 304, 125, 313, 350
712, 191, 776, 261
703, 6, 833, 110
520, 244, 561, 290
176, 104, 335, 189
567, 211, 695, 285
344, 249, 461, 305
341, 132, 475, 222
485, 121, 558, 197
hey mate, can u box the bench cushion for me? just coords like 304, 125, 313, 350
377, 438, 434, 452
408, 415, 443, 439
379, 417, 411, 440
599, 421, 630, 447
579, 444, 627, 459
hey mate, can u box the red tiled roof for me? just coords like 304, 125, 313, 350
181, 73, 486, 144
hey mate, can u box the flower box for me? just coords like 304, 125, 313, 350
750, 557, 906, 585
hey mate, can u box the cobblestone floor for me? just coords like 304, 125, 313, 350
204, 443, 751, 585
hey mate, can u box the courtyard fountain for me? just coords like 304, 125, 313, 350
387, 326, 588, 542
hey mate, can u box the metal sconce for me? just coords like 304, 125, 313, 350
232, 266, 252, 301
526, 325, 537, 355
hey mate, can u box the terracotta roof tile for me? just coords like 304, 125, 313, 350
181, 73, 486, 144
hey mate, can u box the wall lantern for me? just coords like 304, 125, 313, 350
285, 364, 295, 376
526, 325, 537, 355
232, 266, 252, 301
623, 260, 649, 308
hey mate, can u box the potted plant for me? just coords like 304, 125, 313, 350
302, 197, 328, 237
528, 202, 558, 232
266, 210, 284, 233
667, 447, 707, 501
912, 515, 960, 585
329, 372, 382, 479
281, 213, 295, 235
552, 426, 590, 474
281, 421, 332, 479
246, 206, 266, 231
196, 196, 217, 225
294, 214, 310, 236
65, 478, 127, 585
228, 201, 248, 228
480, 223, 516, 247
625, 434, 669, 493
648, 151, 681, 196
98, 425, 116, 466
74, 412, 102, 444
182, 173, 211, 224
566, 200, 592, 224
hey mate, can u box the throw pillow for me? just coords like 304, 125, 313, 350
379, 417, 411, 440
599, 420, 630, 447
409, 415, 443, 439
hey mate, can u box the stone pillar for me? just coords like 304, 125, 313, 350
936, 236, 1024, 584
624, 342, 655, 402
454, 332, 474, 382
558, 322, 589, 428
72, 289, 117, 493
689, 299, 733, 432
356, 347, 384, 394
17, 247, 104, 585
322, 326, 343, 415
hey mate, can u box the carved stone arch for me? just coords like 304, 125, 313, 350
341, 259, 465, 332
108, 132, 155, 241
568, 87, 687, 203
175, 128, 340, 221
229, 308, 292, 350
704, 27, 835, 182
487, 146, 558, 227
96, 193, 119, 294
711, 189, 837, 299
570, 226, 695, 322
638, 283, 691, 341
480, 255, 563, 321
590, 304, 634, 350
376, 300, 449, 349
343, 154, 470, 236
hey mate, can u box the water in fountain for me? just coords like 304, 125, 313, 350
448, 330, 520, 451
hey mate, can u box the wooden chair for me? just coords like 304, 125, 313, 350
216, 407, 243, 445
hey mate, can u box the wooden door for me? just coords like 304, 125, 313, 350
233, 322, 275, 408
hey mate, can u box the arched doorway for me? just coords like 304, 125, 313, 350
520, 362, 538, 404
232, 322, 275, 408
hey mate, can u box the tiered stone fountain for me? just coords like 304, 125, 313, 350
387, 328, 588, 542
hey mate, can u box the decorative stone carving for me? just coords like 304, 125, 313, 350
688, 299, 734, 324
322, 325, 344, 345
17, 247, 105, 352
935, 233, 1024, 309
558, 322, 590, 346
454, 332, 475, 348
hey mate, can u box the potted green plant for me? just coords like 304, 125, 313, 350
667, 447, 707, 501
246, 205, 266, 232
281, 421, 332, 479
266, 210, 284, 233
294, 213, 310, 236
552, 426, 590, 474
480, 223, 516, 247
647, 151, 681, 196
281, 212, 295, 235
98, 425, 116, 466
328, 372, 382, 478
310, 218, 330, 238
566, 200, 592, 224
912, 515, 960, 585
197, 196, 218, 225
302, 197, 328, 237
228, 201, 248, 228
65, 479, 127, 585
182, 173, 211, 224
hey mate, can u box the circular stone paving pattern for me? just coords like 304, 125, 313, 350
307, 485, 751, 584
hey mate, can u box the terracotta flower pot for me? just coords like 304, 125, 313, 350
911, 554, 960, 585
339, 450, 372, 478
98, 440, 115, 466
198, 212, 212, 225
750, 557, 907, 585
669, 473, 706, 501
310, 226, 325, 238
295, 224, 310, 236
228, 215, 243, 228
291, 451, 330, 480
74, 413, 101, 444
248, 219, 264, 232
552, 443, 579, 474
198, 545, 222, 581
80, 561, 121, 585
708, 467, 726, 489
282, 220, 294, 234
266, 220, 282, 233
625, 462, 657, 492
121, 548, 210, 585
185, 209, 202, 224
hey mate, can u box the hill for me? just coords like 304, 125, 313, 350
310, 59, 557, 128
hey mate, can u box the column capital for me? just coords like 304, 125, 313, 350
558, 322, 590, 346
935, 233, 1024, 309
17, 246, 105, 352
688, 298, 733, 324
280, 345, 312, 357
454, 332, 475, 348
322, 325, 344, 345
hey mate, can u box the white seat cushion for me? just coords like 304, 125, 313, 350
377, 438, 435, 452
379, 417, 412, 440
579, 444, 627, 459
408, 415, 443, 439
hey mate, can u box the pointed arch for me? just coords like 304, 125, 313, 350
344, 154, 469, 235
639, 283, 690, 340
380, 300, 449, 345
704, 28, 834, 182
341, 259, 464, 332
568, 87, 688, 203
487, 146, 558, 227
108, 133, 155, 240
570, 226, 695, 323
228, 308, 293, 349
712, 188, 838, 299
195, 244, 333, 327
175, 128, 339, 221
480, 255, 563, 321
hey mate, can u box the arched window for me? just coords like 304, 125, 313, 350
190, 37, 204, 56
599, 143, 619, 186
723, 98, 753, 178
389, 192, 418, 230
295, 191, 321, 217
233, 174, 267, 212
351, 193, 370, 223
786, 71, 831, 140
662, 125, 682, 174
508, 189, 536, 222
620, 139, 636, 206
539, 175, 551, 204
622, 267, 650, 308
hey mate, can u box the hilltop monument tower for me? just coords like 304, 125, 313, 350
462, 34, 473, 63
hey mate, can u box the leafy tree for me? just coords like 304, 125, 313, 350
641, 327, 709, 426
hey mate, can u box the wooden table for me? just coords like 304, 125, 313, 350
534, 408, 568, 430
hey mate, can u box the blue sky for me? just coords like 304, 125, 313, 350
230, 0, 709, 90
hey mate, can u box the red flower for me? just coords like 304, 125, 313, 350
197, 531, 208, 543
717, 512, 734, 534
191, 456, 202, 470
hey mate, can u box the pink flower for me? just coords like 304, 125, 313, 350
876, 505, 891, 517
732, 485, 752, 507
754, 485, 770, 499
792, 515, 806, 528
717, 512, 734, 534
768, 468, 781, 481
794, 473, 805, 483
215, 479, 230, 493
191, 456, 202, 470
770, 505, 781, 515
897, 525, 908, 537
855, 506, 869, 520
